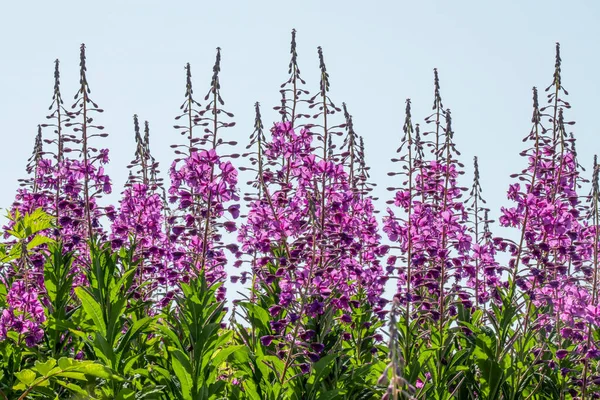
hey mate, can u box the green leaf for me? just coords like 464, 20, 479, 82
107, 298, 127, 342
15, 369, 36, 386
229, 347, 254, 376
477, 358, 503, 398
261, 355, 287, 380
93, 333, 114, 368
211, 345, 244, 368
123, 353, 144, 376
26, 235, 54, 251
80, 362, 121, 380
242, 380, 262, 400
55, 371, 87, 381
170, 349, 194, 400
156, 322, 184, 350
116, 388, 136, 400
58, 357, 76, 370
75, 287, 107, 337
109, 268, 137, 303
55, 380, 88, 395
34, 359, 57, 376
116, 316, 153, 355
150, 365, 171, 381
24, 208, 54, 235
308, 353, 337, 386
239, 302, 271, 330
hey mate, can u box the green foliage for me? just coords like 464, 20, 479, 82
70, 242, 159, 398
1, 208, 54, 265
44, 244, 76, 357
0, 209, 56, 399
153, 274, 232, 400
13, 357, 121, 399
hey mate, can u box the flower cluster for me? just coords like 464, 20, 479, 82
242, 121, 386, 307
110, 116, 172, 301
0, 280, 45, 347
5, 49, 112, 297
168, 148, 239, 288
495, 45, 600, 396
166, 52, 239, 301
383, 91, 486, 325
238, 45, 387, 370
500, 87, 590, 334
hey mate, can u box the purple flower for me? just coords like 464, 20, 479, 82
556, 349, 568, 360
260, 335, 274, 346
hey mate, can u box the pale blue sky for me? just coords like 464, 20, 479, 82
1, 1, 599, 295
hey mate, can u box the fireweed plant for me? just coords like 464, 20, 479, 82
233, 34, 387, 399
0, 33, 600, 399
109, 115, 170, 302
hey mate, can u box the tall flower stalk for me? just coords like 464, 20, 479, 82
238, 37, 386, 395
385, 72, 473, 388
168, 49, 239, 298
110, 115, 170, 302
68, 44, 111, 240
582, 156, 600, 397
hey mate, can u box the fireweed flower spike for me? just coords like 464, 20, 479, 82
582, 156, 600, 397
360, 136, 376, 198
239, 30, 312, 301
57, 44, 112, 286
273, 28, 311, 196
6, 47, 112, 288
23, 126, 44, 193
500, 44, 597, 396
8, 123, 55, 235
236, 33, 318, 359
239, 39, 386, 382
335, 103, 387, 299
384, 71, 476, 394
41, 59, 70, 229
110, 115, 171, 302
9, 126, 52, 231
168, 49, 239, 299
234, 102, 267, 289
3, 127, 52, 293
68, 44, 112, 240
2, 61, 76, 345
383, 99, 421, 367
423, 68, 444, 163
496, 83, 562, 396
465, 156, 500, 309
33, 58, 76, 244
274, 28, 308, 126
340, 103, 376, 198
2, 205, 54, 348
339, 105, 358, 190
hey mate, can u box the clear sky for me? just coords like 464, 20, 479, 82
1, 1, 599, 296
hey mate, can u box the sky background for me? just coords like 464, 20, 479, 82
1, 1, 599, 297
